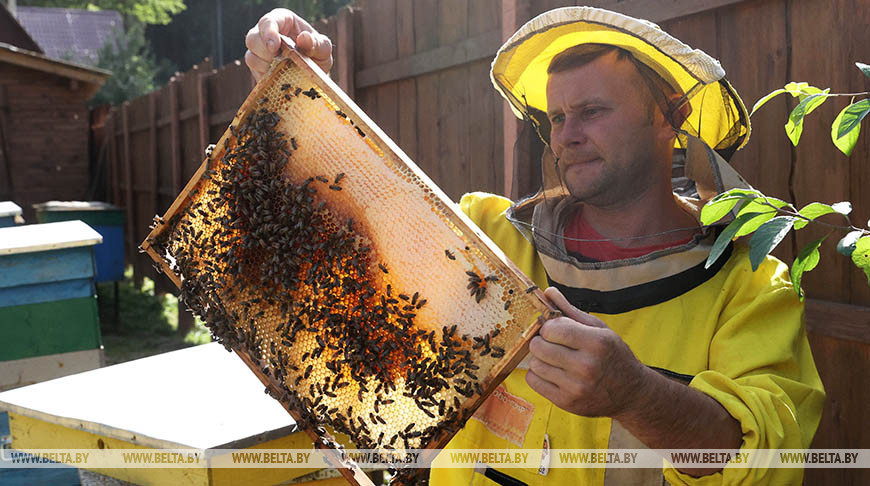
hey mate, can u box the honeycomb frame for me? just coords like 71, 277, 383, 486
141, 37, 553, 485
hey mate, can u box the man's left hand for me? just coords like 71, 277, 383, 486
526, 287, 652, 418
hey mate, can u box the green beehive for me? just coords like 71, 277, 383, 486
0, 220, 104, 391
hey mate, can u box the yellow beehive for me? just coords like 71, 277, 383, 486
141, 38, 552, 485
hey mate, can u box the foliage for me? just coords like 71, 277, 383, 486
17, 0, 185, 25
90, 23, 171, 106
97, 267, 210, 366
703, 63, 870, 300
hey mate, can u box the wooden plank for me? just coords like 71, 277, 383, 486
108, 111, 120, 206
501, 0, 534, 198
0, 278, 93, 307
198, 72, 210, 154
373, 0, 399, 141
844, 0, 870, 307
358, 0, 379, 70
435, 0, 470, 199
659, 9, 718, 60
468, 0, 502, 195
0, 245, 95, 287
170, 80, 182, 194
584, 0, 748, 23
209, 108, 237, 127
336, 6, 356, 98
806, 331, 870, 486
467, 59, 502, 195
396, 1, 417, 160
355, 29, 502, 89
789, 0, 852, 302
805, 299, 870, 345
122, 103, 135, 264
411, 0, 440, 184
0, 348, 102, 392
149, 91, 158, 237
0, 296, 101, 361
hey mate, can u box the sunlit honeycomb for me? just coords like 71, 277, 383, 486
142, 52, 550, 484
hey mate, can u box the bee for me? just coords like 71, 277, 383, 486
378, 263, 389, 274
525, 285, 539, 294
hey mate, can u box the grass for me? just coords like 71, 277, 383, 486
96, 267, 212, 365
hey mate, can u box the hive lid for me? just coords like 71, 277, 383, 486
33, 200, 120, 211
141, 37, 553, 485
0, 220, 102, 255
0, 201, 22, 217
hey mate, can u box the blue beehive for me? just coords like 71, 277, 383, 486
33, 201, 125, 283
0, 202, 22, 228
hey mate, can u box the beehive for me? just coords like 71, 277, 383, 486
141, 38, 552, 485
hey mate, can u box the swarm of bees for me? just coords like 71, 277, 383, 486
141, 78, 535, 485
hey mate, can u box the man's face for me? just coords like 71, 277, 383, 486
546, 51, 672, 208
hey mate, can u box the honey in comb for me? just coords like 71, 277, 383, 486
143, 47, 550, 484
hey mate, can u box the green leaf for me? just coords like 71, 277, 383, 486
790, 235, 827, 301
705, 212, 767, 269
785, 90, 831, 146
701, 198, 741, 225
857, 62, 870, 79
784, 82, 810, 97
751, 88, 787, 116
837, 230, 863, 256
749, 216, 796, 271
734, 197, 788, 237
794, 202, 836, 230
701, 190, 761, 225
831, 102, 862, 156
708, 188, 762, 203
851, 236, 870, 285
836, 99, 870, 139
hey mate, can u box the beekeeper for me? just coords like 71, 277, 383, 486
245, 6, 824, 485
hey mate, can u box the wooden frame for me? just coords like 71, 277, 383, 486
140, 37, 553, 485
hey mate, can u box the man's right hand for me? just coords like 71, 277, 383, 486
245, 8, 334, 82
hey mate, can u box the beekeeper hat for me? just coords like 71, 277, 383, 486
494, 5, 756, 226
491, 6, 751, 160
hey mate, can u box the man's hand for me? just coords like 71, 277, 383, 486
529, 287, 743, 477
245, 8, 334, 82
526, 287, 651, 417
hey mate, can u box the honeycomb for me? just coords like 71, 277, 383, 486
142, 44, 551, 485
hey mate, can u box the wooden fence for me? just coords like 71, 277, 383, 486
100, 1, 869, 482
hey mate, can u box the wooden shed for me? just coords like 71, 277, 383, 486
0, 29, 109, 221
